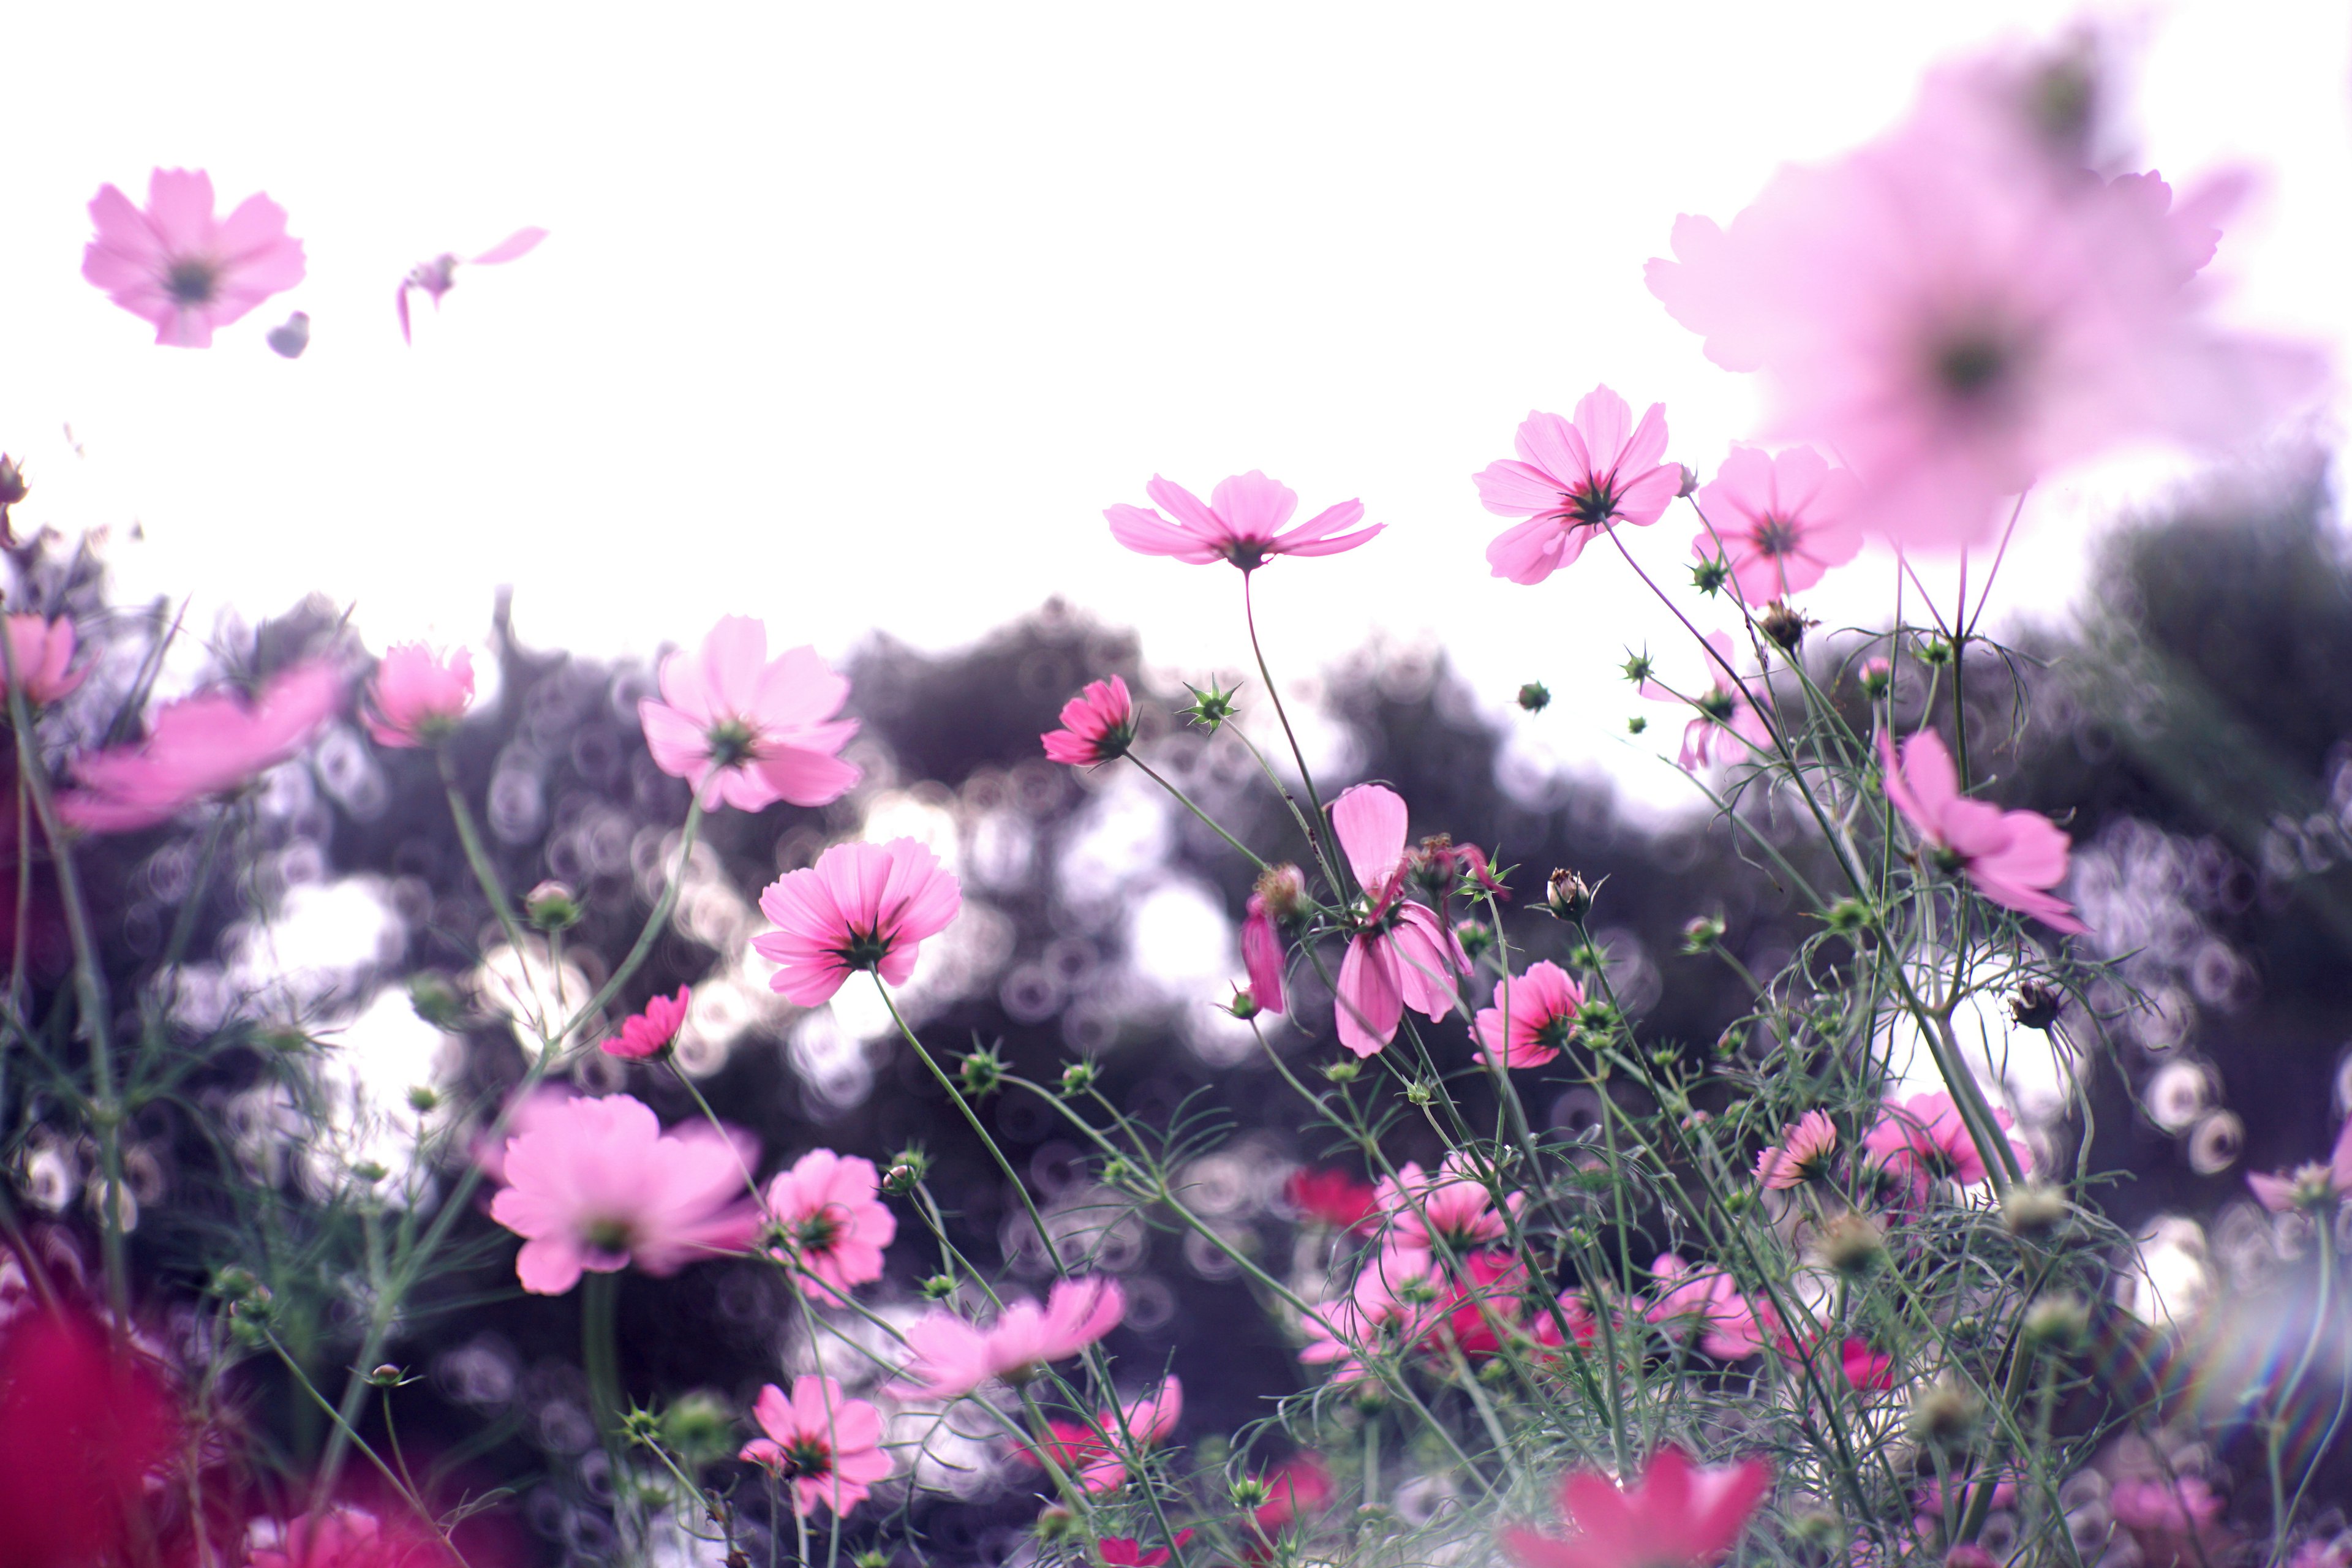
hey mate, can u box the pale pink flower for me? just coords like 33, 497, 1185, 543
1502, 1446, 1773, 1568
1106, 472, 1381, 571
1477, 390, 1680, 586
2245, 1117, 2352, 1213
1692, 447, 1863, 601
1042, 675, 1137, 766
1472, 961, 1584, 1069
83, 168, 305, 349
599, 987, 690, 1060
4, 616, 87, 707
363, 643, 474, 747
639, 617, 860, 812
244, 1506, 442, 1568
60, 662, 342, 833
398, 226, 548, 344
2110, 1474, 2224, 1533
1016, 1379, 1181, 1493
488, 1093, 761, 1295
1641, 633, 1772, 771
1645, 1254, 1766, 1362
1863, 1091, 2034, 1191
892, 1276, 1125, 1399
1376, 1155, 1524, 1253
762, 1148, 896, 1300
741, 1374, 892, 1517
752, 838, 962, 1006
1754, 1110, 1839, 1190
1329, 784, 1468, 1057
1880, 728, 2084, 933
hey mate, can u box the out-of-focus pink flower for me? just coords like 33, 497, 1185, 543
0, 1311, 176, 1568
1472, 961, 1585, 1069
83, 168, 305, 348
740, 1375, 892, 1518
1016, 1379, 1181, 1493
892, 1276, 1124, 1399
1042, 676, 1137, 766
1640, 632, 1772, 771
1863, 1091, 2034, 1191
1693, 447, 1862, 601
3, 617, 86, 707
364, 644, 474, 747
1106, 472, 1380, 571
761, 1148, 895, 1301
1645, 1254, 1765, 1361
1329, 784, 1468, 1057
470, 1085, 573, 1185
1754, 1110, 1839, 1190
1840, 1337, 1894, 1392
60, 662, 342, 834
244, 1506, 458, 1568
2110, 1474, 2224, 1533
398, 227, 548, 344
1426, 1250, 1529, 1360
639, 617, 860, 812
1099, 1533, 1194, 1568
1377, 1154, 1523, 1253
1881, 728, 2084, 933
1242, 864, 1303, 1016
1477, 390, 1680, 586
1502, 1447, 1772, 1568
599, 987, 690, 1061
487, 1093, 760, 1295
1285, 1168, 1378, 1233
752, 837, 962, 1006
1249, 1453, 1333, 1538
2245, 1117, 2352, 1213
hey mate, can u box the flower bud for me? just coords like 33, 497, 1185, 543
1626, 715, 1648, 735
958, 1045, 1005, 1098
1815, 1210, 1885, 1278
1825, 897, 1874, 935
853, 1553, 891, 1568
1254, 863, 1305, 919
1918, 637, 1954, 668
1453, 919, 1494, 960
1222, 985, 1261, 1020
1180, 679, 1240, 731
1676, 464, 1700, 498
1859, 657, 1893, 699
1620, 651, 1655, 685
407, 973, 465, 1028
1059, 1060, 1098, 1094
2008, 981, 2064, 1032
1759, 600, 1815, 653
524, 880, 582, 932
366, 1364, 405, 1387
2002, 1182, 2070, 1240
1907, 1380, 1983, 1449
1679, 913, 1725, 953
1690, 557, 1732, 597
919, 1273, 957, 1300
405, 1085, 439, 1115
2022, 1292, 2090, 1349
1321, 1059, 1359, 1084
1545, 869, 1594, 922
658, 1390, 737, 1463
882, 1164, 919, 1197
1517, 681, 1551, 714
1032, 1506, 1079, 1542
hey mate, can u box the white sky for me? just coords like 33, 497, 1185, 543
2, 2, 2346, 811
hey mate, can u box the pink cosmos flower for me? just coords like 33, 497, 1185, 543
244, 1506, 450, 1568
1880, 728, 2085, 932
1329, 784, 1468, 1057
1863, 1091, 2034, 1191
752, 837, 963, 1006
1107, 472, 1380, 571
59, 662, 342, 834
398, 226, 549, 344
740, 1375, 892, 1518
1754, 1110, 1839, 1190
1472, 960, 1585, 1069
1377, 1155, 1523, 1254
487, 1093, 761, 1295
1285, 1168, 1378, 1233
1249, 1453, 1334, 1539
639, 617, 861, 812
1640, 633, 1772, 771
761, 1148, 896, 1300
1692, 447, 1863, 601
2110, 1475, 2224, 1534
2245, 1117, 2352, 1213
600, 987, 690, 1060
1477, 390, 1681, 586
892, 1276, 1125, 1399
83, 168, 306, 348
1099, 1534, 1194, 1568
364, 643, 474, 748
1042, 675, 1137, 766
1502, 1447, 1773, 1568
1241, 863, 1302, 1016
1645, 1254, 1765, 1362
1840, 1338, 1894, 1392
4, 616, 88, 707
1529, 1289, 1602, 1354
1016, 1379, 1182, 1493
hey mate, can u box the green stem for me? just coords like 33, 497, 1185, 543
582, 1269, 624, 1439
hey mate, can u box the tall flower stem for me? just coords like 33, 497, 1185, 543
582, 1270, 625, 1440
1240, 572, 1346, 893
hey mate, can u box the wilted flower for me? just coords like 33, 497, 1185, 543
60, 662, 342, 833
752, 838, 963, 1005
640, 616, 861, 812
892, 1276, 1125, 1398
364, 644, 474, 747
1477, 389, 1681, 585
1502, 1446, 1772, 1568
1107, 472, 1380, 571
1041, 675, 1137, 765
83, 167, 306, 347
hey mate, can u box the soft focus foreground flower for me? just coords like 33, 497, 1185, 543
1286, 1167, 1378, 1232
1472, 960, 1585, 1068
599, 987, 690, 1060
1016, 1379, 1182, 1493
1840, 1337, 1894, 1392
1864, 1091, 2033, 1191
762, 1148, 895, 1300
740, 1376, 892, 1518
1041, 675, 1137, 765
1250, 1453, 1334, 1537
61, 662, 342, 833
364, 644, 474, 747
1106, 472, 1381, 570
1693, 446, 1863, 600
488, 1093, 760, 1294
3, 616, 86, 707
1880, 728, 2085, 932
398, 226, 549, 344
753, 837, 963, 1005
893, 1276, 1125, 1398
1477, 390, 1680, 586
2245, 1116, 2352, 1213
639, 617, 860, 812
244, 1506, 459, 1568
1754, 1109, 1839, 1189
1099, 1534, 1194, 1568
1501, 1447, 1772, 1568
83, 168, 305, 347
1640, 633, 1772, 771
1241, 863, 1303, 1016
1330, 783, 1468, 1057
0, 1311, 176, 1568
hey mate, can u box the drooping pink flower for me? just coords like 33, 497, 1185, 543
1099, 1533, 1194, 1568
639, 617, 861, 812
487, 1093, 761, 1295
740, 1375, 892, 1518
1477, 390, 1681, 586
1107, 472, 1380, 571
752, 837, 963, 1006
1472, 961, 1585, 1069
59, 662, 342, 833
1754, 1110, 1839, 1190
1863, 1091, 2034, 1191
1329, 784, 1468, 1057
364, 644, 475, 747
1285, 1168, 1378, 1233
892, 1276, 1125, 1399
2245, 1117, 2352, 1213
1504, 1447, 1771, 1568
761, 1148, 896, 1300
82, 168, 306, 348
1880, 728, 2085, 932
4, 616, 87, 707
1241, 863, 1303, 1017
1645, 1254, 1765, 1362
1692, 447, 1863, 601
1640, 632, 1773, 771
1840, 1337, 1894, 1392
398, 227, 549, 344
599, 987, 690, 1061
1041, 676, 1137, 766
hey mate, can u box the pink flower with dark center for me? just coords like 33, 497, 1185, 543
83, 168, 306, 348
1042, 676, 1137, 766
1502, 1447, 1772, 1568
892, 1276, 1125, 1399
1376, 1154, 1525, 1253
60, 662, 342, 834
1880, 728, 2084, 932
398, 226, 548, 344
1863, 1091, 2034, 1191
1099, 1533, 1194, 1568
1645, 1254, 1765, 1361
1840, 1337, 1894, 1392
753, 837, 963, 1006
2245, 1117, 2352, 1213
1477, 390, 1681, 586
364, 643, 474, 748
740, 1375, 892, 1517
1107, 472, 1380, 571
1640, 633, 1772, 772
4, 616, 88, 707
600, 987, 690, 1061
1329, 784, 1468, 1057
1692, 447, 1863, 601
1472, 961, 1585, 1069
761, 1148, 896, 1301
639, 617, 861, 813
1754, 1110, 1839, 1190
488, 1093, 761, 1295
1016, 1379, 1182, 1493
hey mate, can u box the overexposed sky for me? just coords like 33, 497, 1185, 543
2, 2, 2346, 809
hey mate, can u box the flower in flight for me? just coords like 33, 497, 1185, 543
399, 225, 549, 343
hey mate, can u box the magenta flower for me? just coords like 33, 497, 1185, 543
363, 643, 474, 747
1472, 961, 1585, 1069
1692, 447, 1862, 601
640, 616, 861, 812
82, 168, 306, 348
487, 1093, 761, 1295
892, 1276, 1125, 1399
1754, 1109, 1838, 1191
1241, 863, 1303, 1017
4, 616, 87, 707
741, 1374, 892, 1517
761, 1148, 896, 1300
398, 225, 549, 344
1645, 1254, 1765, 1362
1477, 390, 1681, 586
1839, 1337, 1894, 1392
244, 1507, 446, 1568
1880, 728, 2084, 932
1863, 1091, 2034, 1191
1502, 1446, 1773, 1568
1099, 1534, 1194, 1568
1640, 633, 1772, 772
1329, 783, 1468, 1057
752, 837, 962, 1006
2245, 1117, 2352, 1213
1016, 1379, 1181, 1493
1106, 472, 1381, 571
600, 986, 691, 1061
1041, 675, 1137, 766
1376, 1155, 1523, 1253
59, 662, 342, 834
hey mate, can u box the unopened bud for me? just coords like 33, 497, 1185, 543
1824, 897, 1874, 935
524, 880, 582, 932
1918, 638, 1954, 668
882, 1164, 919, 1196
1815, 1211, 1885, 1278
1758, 600, 1814, 653
853, 1553, 891, 1568
1032, 1505, 1079, 1541
1907, 1381, 1983, 1449
658, 1390, 736, 1462
2008, 981, 2064, 1032
1545, 869, 1594, 922
1453, 919, 1493, 960
405, 1085, 439, 1114
1321, 1059, 1359, 1085
1679, 913, 1725, 953
957, 1046, 1004, 1098
1690, 557, 1731, 597
1059, 1060, 1098, 1094
1221, 985, 1261, 1020
1404, 1080, 1434, 1106
1180, 679, 1240, 731
1626, 715, 1648, 735
919, 1273, 957, 1300
1859, 657, 1893, 699
367, 1363, 405, 1387
1517, 681, 1551, 714
407, 973, 465, 1028
1230, 1476, 1272, 1509
1620, 651, 1654, 685
2002, 1182, 2070, 1240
